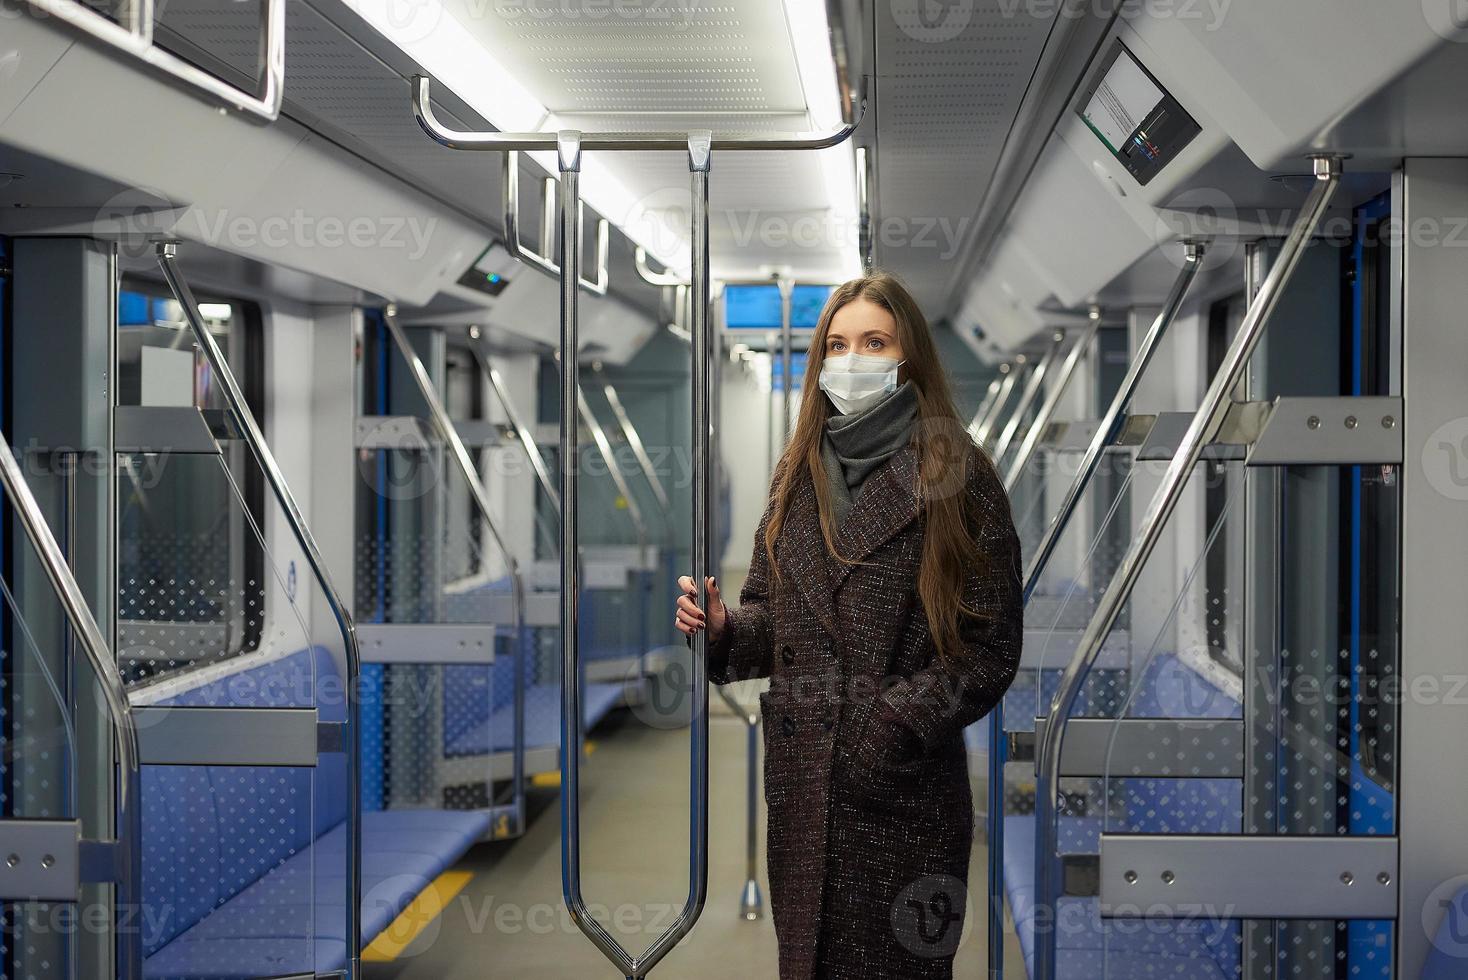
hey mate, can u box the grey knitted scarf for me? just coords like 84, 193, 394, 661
820, 381, 919, 527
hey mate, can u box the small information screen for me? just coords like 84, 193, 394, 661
725, 283, 836, 330
1079, 44, 1200, 186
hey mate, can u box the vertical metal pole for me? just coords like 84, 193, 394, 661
1030, 159, 1342, 980
740, 705, 762, 920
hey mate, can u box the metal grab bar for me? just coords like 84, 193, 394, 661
1004, 321, 1099, 492
467, 338, 561, 511
634, 247, 686, 288
156, 243, 363, 978
599, 378, 673, 515
986, 242, 1204, 979
1030, 157, 1342, 980
27, 0, 284, 121
504, 151, 610, 295
1020, 242, 1205, 600
559, 131, 714, 979
0, 432, 143, 979
413, 75, 868, 152
381, 308, 529, 839
992, 332, 1064, 464
973, 358, 1024, 446
714, 685, 764, 920
968, 373, 1004, 437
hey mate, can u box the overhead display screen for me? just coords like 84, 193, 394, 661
724, 283, 835, 330
791, 284, 833, 327
1079, 44, 1200, 186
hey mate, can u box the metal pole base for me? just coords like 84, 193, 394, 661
739, 878, 763, 920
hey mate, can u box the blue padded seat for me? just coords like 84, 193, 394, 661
444, 680, 625, 757
142, 647, 493, 978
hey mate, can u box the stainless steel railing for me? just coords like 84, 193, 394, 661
411, 61, 865, 970
157, 242, 363, 978
973, 357, 1024, 446
1030, 158, 1342, 980
504, 151, 610, 295
381, 308, 530, 840
985, 240, 1204, 980
26, 0, 284, 121
0, 430, 143, 979
1004, 321, 1098, 492
992, 332, 1065, 465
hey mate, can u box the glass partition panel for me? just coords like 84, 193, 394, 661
354, 443, 519, 816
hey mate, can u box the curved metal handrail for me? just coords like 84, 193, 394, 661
1021, 242, 1205, 600
557, 130, 715, 979
156, 243, 363, 978
413, 75, 869, 152
0, 432, 143, 979
28, 0, 284, 122
973, 358, 1023, 446
504, 151, 610, 295
1030, 158, 1343, 980
992, 331, 1065, 464
986, 241, 1205, 979
1004, 322, 1098, 492
381, 307, 529, 839
634, 247, 687, 288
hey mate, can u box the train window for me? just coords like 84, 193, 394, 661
1204, 291, 1246, 677
115, 284, 267, 684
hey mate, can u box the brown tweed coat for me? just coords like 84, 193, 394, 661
709, 443, 1023, 980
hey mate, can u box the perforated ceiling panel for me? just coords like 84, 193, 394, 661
874, 1, 1058, 316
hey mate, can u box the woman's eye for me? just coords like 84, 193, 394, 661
830, 341, 845, 352
867, 338, 884, 350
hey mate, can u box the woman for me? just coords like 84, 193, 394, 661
675, 271, 1023, 979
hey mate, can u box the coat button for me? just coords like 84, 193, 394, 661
821, 716, 834, 732
780, 644, 795, 666
781, 715, 796, 737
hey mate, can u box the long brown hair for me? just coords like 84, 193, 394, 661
764, 270, 989, 660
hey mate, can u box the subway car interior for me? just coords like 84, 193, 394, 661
0, 0, 1466, 977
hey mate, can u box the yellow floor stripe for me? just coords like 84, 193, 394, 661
362, 870, 473, 962
530, 771, 560, 788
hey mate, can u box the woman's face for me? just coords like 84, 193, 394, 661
825, 298, 905, 364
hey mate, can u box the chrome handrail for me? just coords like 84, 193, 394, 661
413, 75, 868, 152
27, 0, 284, 121
1030, 158, 1343, 980
986, 242, 1204, 980
504, 151, 610, 295
1004, 321, 1099, 492
634, 247, 686, 288
969, 374, 1004, 437
467, 339, 560, 511
973, 358, 1023, 446
558, 130, 715, 979
1021, 242, 1205, 599
714, 684, 764, 920
0, 432, 143, 979
156, 242, 362, 978
382, 308, 529, 840
600, 379, 673, 515
992, 332, 1064, 464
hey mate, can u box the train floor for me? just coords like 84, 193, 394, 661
362, 703, 1022, 978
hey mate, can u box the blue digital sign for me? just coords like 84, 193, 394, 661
724, 283, 837, 330
772, 352, 807, 393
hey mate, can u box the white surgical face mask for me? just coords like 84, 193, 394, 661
818, 352, 904, 416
